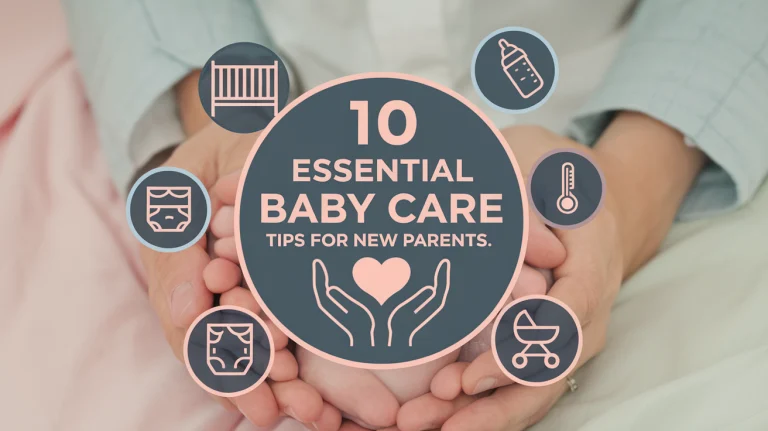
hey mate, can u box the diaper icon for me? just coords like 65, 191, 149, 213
206, 323, 254, 376
146, 186, 192, 232
499, 38, 544, 99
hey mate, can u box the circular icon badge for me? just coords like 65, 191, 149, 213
236, 73, 528, 368
126, 167, 211, 252
529, 149, 605, 228
472, 27, 558, 113
492, 295, 582, 386
198, 42, 290, 133
184, 306, 274, 397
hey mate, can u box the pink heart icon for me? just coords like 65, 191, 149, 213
352, 257, 411, 305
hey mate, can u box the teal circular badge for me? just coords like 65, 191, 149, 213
472, 27, 559, 113
236, 74, 528, 368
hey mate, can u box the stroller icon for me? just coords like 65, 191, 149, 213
511, 309, 561, 369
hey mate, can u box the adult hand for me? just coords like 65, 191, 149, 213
398, 116, 705, 431
210, 171, 406, 431
138, 122, 340, 429
397, 197, 568, 430
142, 72, 259, 358
313, 258, 376, 347
387, 259, 451, 347
139, 123, 253, 361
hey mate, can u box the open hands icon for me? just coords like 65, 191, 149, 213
312, 259, 376, 347
387, 259, 451, 347
312, 258, 451, 348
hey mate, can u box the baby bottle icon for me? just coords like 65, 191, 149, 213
499, 39, 544, 99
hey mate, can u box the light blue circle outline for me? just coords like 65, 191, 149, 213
126, 167, 212, 253
471, 26, 559, 114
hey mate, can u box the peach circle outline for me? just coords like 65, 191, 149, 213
234, 72, 530, 370
183, 305, 275, 398
490, 294, 584, 387
527, 148, 606, 230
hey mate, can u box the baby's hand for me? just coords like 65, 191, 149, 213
208, 164, 563, 431
297, 347, 455, 429
135, 126, 309, 424
208, 172, 409, 429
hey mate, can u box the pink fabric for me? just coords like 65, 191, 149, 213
0, 2, 302, 430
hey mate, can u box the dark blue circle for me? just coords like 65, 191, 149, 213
238, 77, 526, 365
472, 28, 558, 112
495, 298, 581, 383
186, 308, 271, 395
198, 42, 290, 133
529, 150, 605, 228
126, 168, 210, 252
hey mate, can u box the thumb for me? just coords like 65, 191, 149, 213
393, 286, 434, 317
327, 286, 362, 315
139, 124, 236, 359
525, 209, 566, 269
403, 259, 450, 318
431, 258, 451, 305
312, 259, 334, 312
312, 259, 330, 291
141, 242, 213, 361
327, 287, 375, 347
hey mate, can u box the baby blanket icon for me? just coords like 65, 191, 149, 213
146, 186, 192, 233
206, 323, 254, 376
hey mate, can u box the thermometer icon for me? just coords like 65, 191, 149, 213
556, 162, 578, 214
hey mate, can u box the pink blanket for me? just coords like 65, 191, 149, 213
0, 2, 303, 430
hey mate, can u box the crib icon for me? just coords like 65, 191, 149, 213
511, 309, 561, 369
210, 60, 280, 118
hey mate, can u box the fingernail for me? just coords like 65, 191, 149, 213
343, 414, 375, 430
284, 407, 297, 420
170, 282, 194, 326
472, 377, 497, 394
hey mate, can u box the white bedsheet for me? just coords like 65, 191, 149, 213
534, 183, 768, 430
